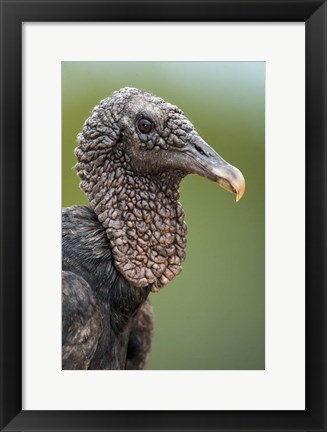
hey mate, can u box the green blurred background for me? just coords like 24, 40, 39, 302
62, 62, 265, 370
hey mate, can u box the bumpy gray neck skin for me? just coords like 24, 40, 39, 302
75, 93, 188, 290
92, 147, 187, 290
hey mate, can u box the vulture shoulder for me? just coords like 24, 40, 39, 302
62, 206, 153, 370
62, 270, 102, 370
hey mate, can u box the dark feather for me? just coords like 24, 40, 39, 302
62, 205, 151, 370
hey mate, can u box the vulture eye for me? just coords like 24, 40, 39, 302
137, 118, 154, 134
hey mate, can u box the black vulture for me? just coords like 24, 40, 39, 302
62, 87, 245, 370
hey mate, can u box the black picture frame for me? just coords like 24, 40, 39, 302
1, 1, 326, 431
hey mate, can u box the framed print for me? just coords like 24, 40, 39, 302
0, 1, 326, 431
61, 60, 264, 373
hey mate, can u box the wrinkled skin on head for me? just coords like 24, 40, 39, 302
75, 87, 245, 290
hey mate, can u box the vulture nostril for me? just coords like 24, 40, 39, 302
192, 142, 208, 157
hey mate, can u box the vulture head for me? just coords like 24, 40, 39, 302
75, 87, 245, 291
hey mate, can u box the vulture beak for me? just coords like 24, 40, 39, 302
184, 135, 246, 202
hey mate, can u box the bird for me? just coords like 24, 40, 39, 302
62, 87, 245, 370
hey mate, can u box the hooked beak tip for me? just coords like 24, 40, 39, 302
213, 165, 246, 202
235, 175, 246, 202
236, 190, 244, 202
